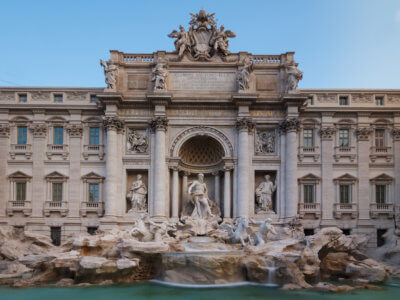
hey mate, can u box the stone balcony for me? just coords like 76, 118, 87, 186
83, 145, 105, 160
43, 201, 68, 217
6, 200, 32, 216
80, 201, 104, 217
9, 144, 32, 159
298, 146, 320, 162
298, 202, 321, 218
370, 147, 393, 163
334, 146, 356, 163
46, 144, 69, 160
370, 203, 394, 219
333, 203, 358, 219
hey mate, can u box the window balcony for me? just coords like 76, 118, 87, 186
43, 201, 68, 217
10, 144, 32, 159
333, 203, 358, 219
298, 202, 321, 218
298, 146, 320, 162
334, 146, 356, 162
370, 203, 394, 219
6, 200, 32, 216
80, 201, 104, 217
83, 144, 105, 160
46, 144, 69, 160
370, 147, 393, 163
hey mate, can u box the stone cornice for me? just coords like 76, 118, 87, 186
147, 93, 172, 107
232, 93, 258, 106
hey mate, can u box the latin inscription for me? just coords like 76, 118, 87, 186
169, 72, 236, 91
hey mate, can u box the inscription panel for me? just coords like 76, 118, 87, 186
128, 74, 149, 90
169, 72, 236, 91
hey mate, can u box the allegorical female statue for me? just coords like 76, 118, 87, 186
255, 175, 276, 213
127, 174, 147, 212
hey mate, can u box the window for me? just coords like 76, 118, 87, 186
376, 184, 386, 204
89, 183, 99, 202
339, 129, 350, 147
89, 127, 99, 145
339, 96, 349, 105
52, 182, 63, 202
90, 95, 99, 103
303, 184, 315, 203
16, 182, 26, 201
51, 227, 61, 246
17, 126, 27, 144
18, 94, 27, 103
303, 129, 314, 147
375, 97, 384, 106
53, 126, 63, 144
54, 94, 63, 103
340, 184, 351, 203
375, 129, 385, 148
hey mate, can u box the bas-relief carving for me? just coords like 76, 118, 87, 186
31, 91, 51, 101
169, 72, 236, 92
127, 174, 147, 213
255, 130, 276, 154
0, 92, 15, 101
127, 129, 148, 153
317, 94, 336, 103
387, 96, 400, 104
255, 175, 276, 213
352, 94, 373, 104
168, 9, 235, 61
66, 91, 87, 101
100, 59, 118, 90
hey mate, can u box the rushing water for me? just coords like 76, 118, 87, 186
0, 280, 399, 300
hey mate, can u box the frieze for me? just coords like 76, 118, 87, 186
31, 91, 51, 101
387, 95, 400, 104
317, 94, 336, 103
66, 124, 83, 137
66, 91, 88, 101
0, 92, 15, 101
0, 123, 10, 137
250, 110, 284, 118
352, 94, 372, 104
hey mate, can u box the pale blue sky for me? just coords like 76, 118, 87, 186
0, 0, 399, 89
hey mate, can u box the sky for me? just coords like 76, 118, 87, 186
0, 0, 399, 89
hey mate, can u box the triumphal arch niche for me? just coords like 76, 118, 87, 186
99, 9, 306, 225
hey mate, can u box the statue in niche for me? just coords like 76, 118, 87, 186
168, 25, 191, 59
256, 131, 276, 154
127, 129, 148, 153
151, 60, 168, 91
285, 62, 303, 93
100, 59, 118, 90
237, 57, 254, 91
255, 175, 276, 213
210, 25, 236, 56
188, 173, 214, 219
250, 218, 277, 246
127, 175, 147, 213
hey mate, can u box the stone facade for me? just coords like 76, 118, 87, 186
0, 10, 399, 248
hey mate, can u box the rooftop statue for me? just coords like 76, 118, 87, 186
100, 59, 118, 90
168, 9, 236, 61
237, 56, 254, 91
151, 59, 168, 91
285, 61, 303, 93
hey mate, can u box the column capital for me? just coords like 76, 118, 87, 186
66, 124, 83, 137
236, 117, 254, 132
169, 165, 179, 172
29, 123, 47, 138
150, 116, 168, 132
0, 123, 10, 137
392, 128, 400, 141
356, 127, 372, 141
103, 115, 124, 132
319, 126, 336, 140
279, 117, 300, 133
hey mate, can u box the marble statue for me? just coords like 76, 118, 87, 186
255, 175, 276, 213
285, 62, 303, 93
127, 175, 147, 213
130, 213, 176, 242
188, 173, 214, 219
220, 217, 250, 246
127, 129, 148, 153
237, 57, 254, 91
250, 218, 277, 246
168, 25, 191, 59
210, 25, 236, 56
152, 60, 168, 91
256, 131, 276, 154
100, 59, 118, 90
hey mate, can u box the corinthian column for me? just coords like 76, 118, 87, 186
103, 116, 124, 217
0, 124, 10, 216
236, 117, 254, 217
151, 116, 168, 217
281, 118, 299, 218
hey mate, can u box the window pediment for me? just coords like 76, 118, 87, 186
334, 173, 358, 183
45, 171, 69, 180
8, 171, 32, 179
370, 173, 393, 183
82, 172, 105, 181
298, 173, 321, 183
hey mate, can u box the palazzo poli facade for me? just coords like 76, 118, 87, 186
0, 10, 399, 248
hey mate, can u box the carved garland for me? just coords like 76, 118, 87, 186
0, 124, 10, 137
66, 124, 83, 137
355, 127, 372, 141
319, 127, 336, 140
170, 126, 234, 157
29, 123, 47, 137
103, 116, 124, 132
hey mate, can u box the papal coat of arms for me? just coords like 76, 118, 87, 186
168, 9, 236, 61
